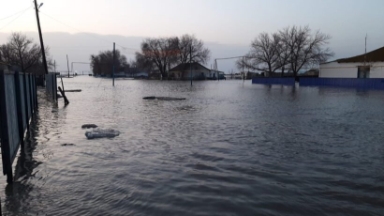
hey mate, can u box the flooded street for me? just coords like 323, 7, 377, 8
1, 77, 384, 215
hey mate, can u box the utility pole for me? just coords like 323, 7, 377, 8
190, 45, 192, 86
364, 34, 367, 66
214, 59, 219, 81
33, 0, 48, 74
66, 55, 70, 78
113, 42, 115, 86
243, 56, 245, 82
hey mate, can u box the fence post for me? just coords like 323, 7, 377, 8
29, 74, 34, 115
33, 75, 38, 108
23, 73, 30, 132
28, 74, 31, 114
14, 70, 25, 148
54, 73, 58, 101
0, 67, 13, 183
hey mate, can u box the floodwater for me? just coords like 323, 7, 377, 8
1, 77, 384, 215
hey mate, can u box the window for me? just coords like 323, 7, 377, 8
357, 66, 370, 78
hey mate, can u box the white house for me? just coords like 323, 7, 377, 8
320, 46, 384, 78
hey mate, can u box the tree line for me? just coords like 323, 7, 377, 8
0, 32, 53, 74
90, 50, 129, 76
237, 26, 334, 77
90, 34, 211, 77
91, 27, 333, 78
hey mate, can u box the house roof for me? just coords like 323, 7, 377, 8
335, 46, 384, 63
169, 62, 210, 72
211, 70, 225, 74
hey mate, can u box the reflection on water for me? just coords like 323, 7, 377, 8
1, 78, 384, 215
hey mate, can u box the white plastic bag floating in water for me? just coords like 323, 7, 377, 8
85, 129, 120, 139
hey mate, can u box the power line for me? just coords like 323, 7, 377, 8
215, 56, 248, 61
0, 5, 32, 21
39, 11, 139, 52
115, 43, 138, 52
0, 6, 32, 31
40, 11, 89, 34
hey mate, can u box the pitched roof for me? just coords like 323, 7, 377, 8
336, 46, 384, 63
169, 62, 210, 72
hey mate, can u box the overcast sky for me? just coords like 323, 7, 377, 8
1, 0, 384, 72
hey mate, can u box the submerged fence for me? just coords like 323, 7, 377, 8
299, 78, 384, 90
0, 65, 37, 183
252, 77, 296, 85
252, 77, 384, 90
46, 72, 58, 101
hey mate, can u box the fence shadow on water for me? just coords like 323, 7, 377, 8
0, 65, 38, 184
3, 115, 42, 215
1, 87, 60, 215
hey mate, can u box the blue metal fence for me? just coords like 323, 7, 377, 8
299, 78, 384, 90
17, 73, 27, 132
0, 65, 38, 183
252, 77, 296, 86
29, 74, 35, 113
45, 72, 58, 101
26, 74, 32, 120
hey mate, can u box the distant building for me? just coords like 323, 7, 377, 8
169, 62, 211, 80
134, 71, 148, 79
209, 70, 226, 80
114, 71, 126, 77
302, 69, 319, 77
148, 70, 161, 79
320, 46, 384, 78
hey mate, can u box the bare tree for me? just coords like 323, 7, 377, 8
137, 37, 179, 78
236, 55, 254, 72
272, 33, 290, 77
280, 26, 333, 77
176, 34, 210, 65
0, 32, 52, 74
134, 52, 153, 71
136, 35, 211, 78
239, 33, 281, 76
239, 26, 333, 77
90, 50, 128, 76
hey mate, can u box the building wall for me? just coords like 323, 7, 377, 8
320, 62, 384, 78
172, 69, 210, 79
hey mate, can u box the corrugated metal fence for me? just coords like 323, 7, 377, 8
252, 77, 384, 90
252, 77, 296, 85
45, 72, 58, 101
0, 65, 38, 183
299, 78, 384, 90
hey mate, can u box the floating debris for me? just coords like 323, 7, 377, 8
143, 96, 186, 101
65, 89, 82, 92
61, 143, 75, 146
175, 105, 198, 112
143, 96, 156, 100
85, 129, 120, 139
81, 124, 98, 129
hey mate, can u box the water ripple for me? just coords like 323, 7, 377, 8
1, 79, 384, 215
